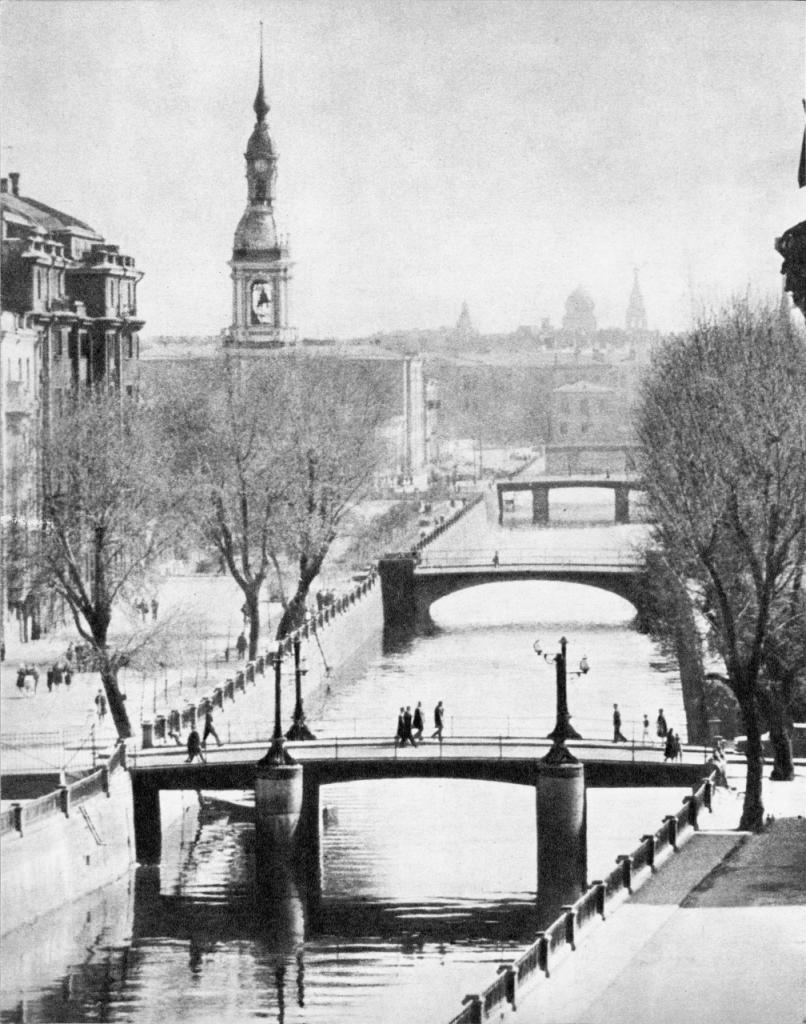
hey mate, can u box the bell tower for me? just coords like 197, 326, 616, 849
224, 27, 296, 349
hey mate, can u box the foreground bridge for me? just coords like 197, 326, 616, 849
129, 736, 711, 863
379, 550, 644, 632
496, 474, 644, 524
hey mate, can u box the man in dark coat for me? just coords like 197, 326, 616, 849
236, 632, 248, 660
656, 709, 668, 743
402, 705, 416, 747
395, 707, 405, 746
186, 728, 206, 763
431, 700, 444, 742
612, 703, 627, 743
202, 708, 222, 748
413, 702, 424, 741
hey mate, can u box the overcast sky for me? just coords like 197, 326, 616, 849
1, 0, 804, 338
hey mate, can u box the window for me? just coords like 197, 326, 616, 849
126, 384, 134, 398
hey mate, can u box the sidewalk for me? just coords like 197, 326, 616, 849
504, 768, 806, 1024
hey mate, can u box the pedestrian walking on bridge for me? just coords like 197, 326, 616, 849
656, 708, 668, 743
431, 700, 444, 742
394, 707, 405, 747
413, 701, 424, 741
202, 708, 222, 748
186, 728, 206, 764
612, 703, 627, 743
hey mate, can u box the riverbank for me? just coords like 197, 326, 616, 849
491, 763, 806, 1024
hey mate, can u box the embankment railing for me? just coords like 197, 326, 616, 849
447, 770, 719, 1024
1, 740, 128, 839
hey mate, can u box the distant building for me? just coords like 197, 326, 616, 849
1, 172, 144, 643
454, 301, 478, 341
546, 378, 635, 473
400, 357, 439, 482
224, 38, 296, 349
562, 287, 597, 337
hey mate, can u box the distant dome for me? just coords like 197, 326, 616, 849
233, 205, 278, 253
566, 287, 594, 313
562, 287, 597, 334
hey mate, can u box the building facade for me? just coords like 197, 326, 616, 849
1, 172, 144, 643
224, 45, 296, 349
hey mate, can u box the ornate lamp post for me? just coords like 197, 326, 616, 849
257, 644, 296, 767
533, 636, 589, 762
285, 635, 316, 741
533, 635, 590, 926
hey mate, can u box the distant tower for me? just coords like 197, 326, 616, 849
562, 287, 596, 336
454, 301, 478, 340
224, 27, 296, 349
625, 269, 647, 333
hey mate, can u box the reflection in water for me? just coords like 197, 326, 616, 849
2, 507, 688, 1022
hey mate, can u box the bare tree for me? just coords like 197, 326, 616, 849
636, 299, 806, 831
38, 392, 180, 738
159, 353, 386, 657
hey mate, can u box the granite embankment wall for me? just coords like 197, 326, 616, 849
0, 746, 198, 936
145, 494, 486, 744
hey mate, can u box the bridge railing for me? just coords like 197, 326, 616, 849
416, 548, 642, 570
450, 769, 719, 1023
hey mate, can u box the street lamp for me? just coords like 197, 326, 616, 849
257, 644, 297, 767
285, 635, 316, 741
533, 636, 589, 762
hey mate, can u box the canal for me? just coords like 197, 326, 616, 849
1, 491, 690, 1024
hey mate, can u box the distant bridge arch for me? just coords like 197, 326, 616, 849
496, 474, 645, 525
378, 552, 642, 634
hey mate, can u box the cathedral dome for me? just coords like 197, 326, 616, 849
562, 287, 597, 334
233, 204, 278, 253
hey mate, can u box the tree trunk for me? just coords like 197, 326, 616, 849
101, 662, 132, 739
246, 587, 261, 661
738, 694, 765, 831
275, 558, 322, 640
672, 602, 710, 745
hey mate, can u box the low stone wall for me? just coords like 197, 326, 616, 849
1, 750, 134, 936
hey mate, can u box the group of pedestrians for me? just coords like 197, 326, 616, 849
395, 700, 445, 746
613, 705, 682, 759
656, 707, 682, 760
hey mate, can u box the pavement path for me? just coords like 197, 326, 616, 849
499, 767, 806, 1024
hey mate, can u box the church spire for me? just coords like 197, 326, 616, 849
626, 268, 647, 333
253, 22, 269, 123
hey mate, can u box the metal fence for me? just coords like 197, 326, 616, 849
447, 770, 718, 1024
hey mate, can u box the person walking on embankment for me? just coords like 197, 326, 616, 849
641, 713, 650, 744
612, 703, 627, 743
656, 708, 668, 744
664, 728, 679, 761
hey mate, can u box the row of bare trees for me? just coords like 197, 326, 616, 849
636, 299, 806, 831
28, 354, 386, 738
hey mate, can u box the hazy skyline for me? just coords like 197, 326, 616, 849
2, 0, 804, 338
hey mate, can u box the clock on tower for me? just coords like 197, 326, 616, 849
223, 29, 296, 350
